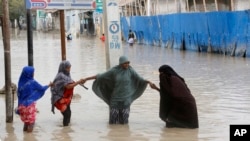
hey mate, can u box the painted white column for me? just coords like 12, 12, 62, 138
166, 0, 169, 13
248, 0, 250, 10
203, 0, 207, 12
139, 0, 142, 15
193, 0, 197, 11
36, 10, 39, 30
186, 0, 189, 12
129, 2, 133, 16
147, 0, 151, 16
230, 0, 234, 11
157, 0, 159, 15
175, 0, 177, 12
131, 1, 134, 16
215, 0, 218, 11
103, 0, 123, 69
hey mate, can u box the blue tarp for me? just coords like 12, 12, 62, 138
121, 10, 250, 58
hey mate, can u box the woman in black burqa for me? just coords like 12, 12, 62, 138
150, 65, 199, 128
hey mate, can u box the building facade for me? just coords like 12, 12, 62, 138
119, 0, 250, 16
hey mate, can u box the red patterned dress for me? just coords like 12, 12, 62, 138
54, 88, 74, 112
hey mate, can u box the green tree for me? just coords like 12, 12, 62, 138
0, 0, 25, 24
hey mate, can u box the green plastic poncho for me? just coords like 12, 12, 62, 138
92, 65, 148, 109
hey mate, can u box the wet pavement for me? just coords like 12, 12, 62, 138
0, 29, 250, 141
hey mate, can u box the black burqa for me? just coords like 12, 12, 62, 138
158, 65, 199, 128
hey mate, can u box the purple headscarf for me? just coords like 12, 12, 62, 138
51, 60, 74, 113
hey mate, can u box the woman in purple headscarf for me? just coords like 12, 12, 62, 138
17, 66, 52, 132
150, 65, 199, 128
51, 60, 84, 126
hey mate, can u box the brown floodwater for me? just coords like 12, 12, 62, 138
0, 29, 250, 141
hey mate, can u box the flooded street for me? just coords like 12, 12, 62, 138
1, 30, 250, 141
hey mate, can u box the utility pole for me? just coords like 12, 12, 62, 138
60, 10, 66, 61
26, 9, 34, 66
1, 0, 13, 122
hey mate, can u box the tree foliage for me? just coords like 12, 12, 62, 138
0, 0, 26, 21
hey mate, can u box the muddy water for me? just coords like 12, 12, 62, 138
0, 30, 250, 141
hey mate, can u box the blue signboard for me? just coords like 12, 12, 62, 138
25, 0, 95, 10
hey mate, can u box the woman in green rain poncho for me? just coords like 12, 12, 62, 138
83, 56, 152, 124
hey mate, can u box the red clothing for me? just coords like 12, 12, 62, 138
18, 103, 37, 124
100, 36, 105, 41
54, 88, 74, 112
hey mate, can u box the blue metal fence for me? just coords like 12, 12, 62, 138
121, 10, 250, 58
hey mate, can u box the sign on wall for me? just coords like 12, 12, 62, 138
25, 0, 95, 9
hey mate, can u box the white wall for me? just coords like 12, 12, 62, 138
234, 0, 250, 11
119, 0, 250, 16
150, 0, 187, 15
65, 10, 81, 36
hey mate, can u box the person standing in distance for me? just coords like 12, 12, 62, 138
128, 29, 135, 46
100, 33, 105, 42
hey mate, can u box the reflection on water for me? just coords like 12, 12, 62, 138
22, 133, 38, 141
3, 123, 17, 141
0, 30, 250, 141
104, 125, 131, 140
51, 127, 74, 141
160, 128, 198, 141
